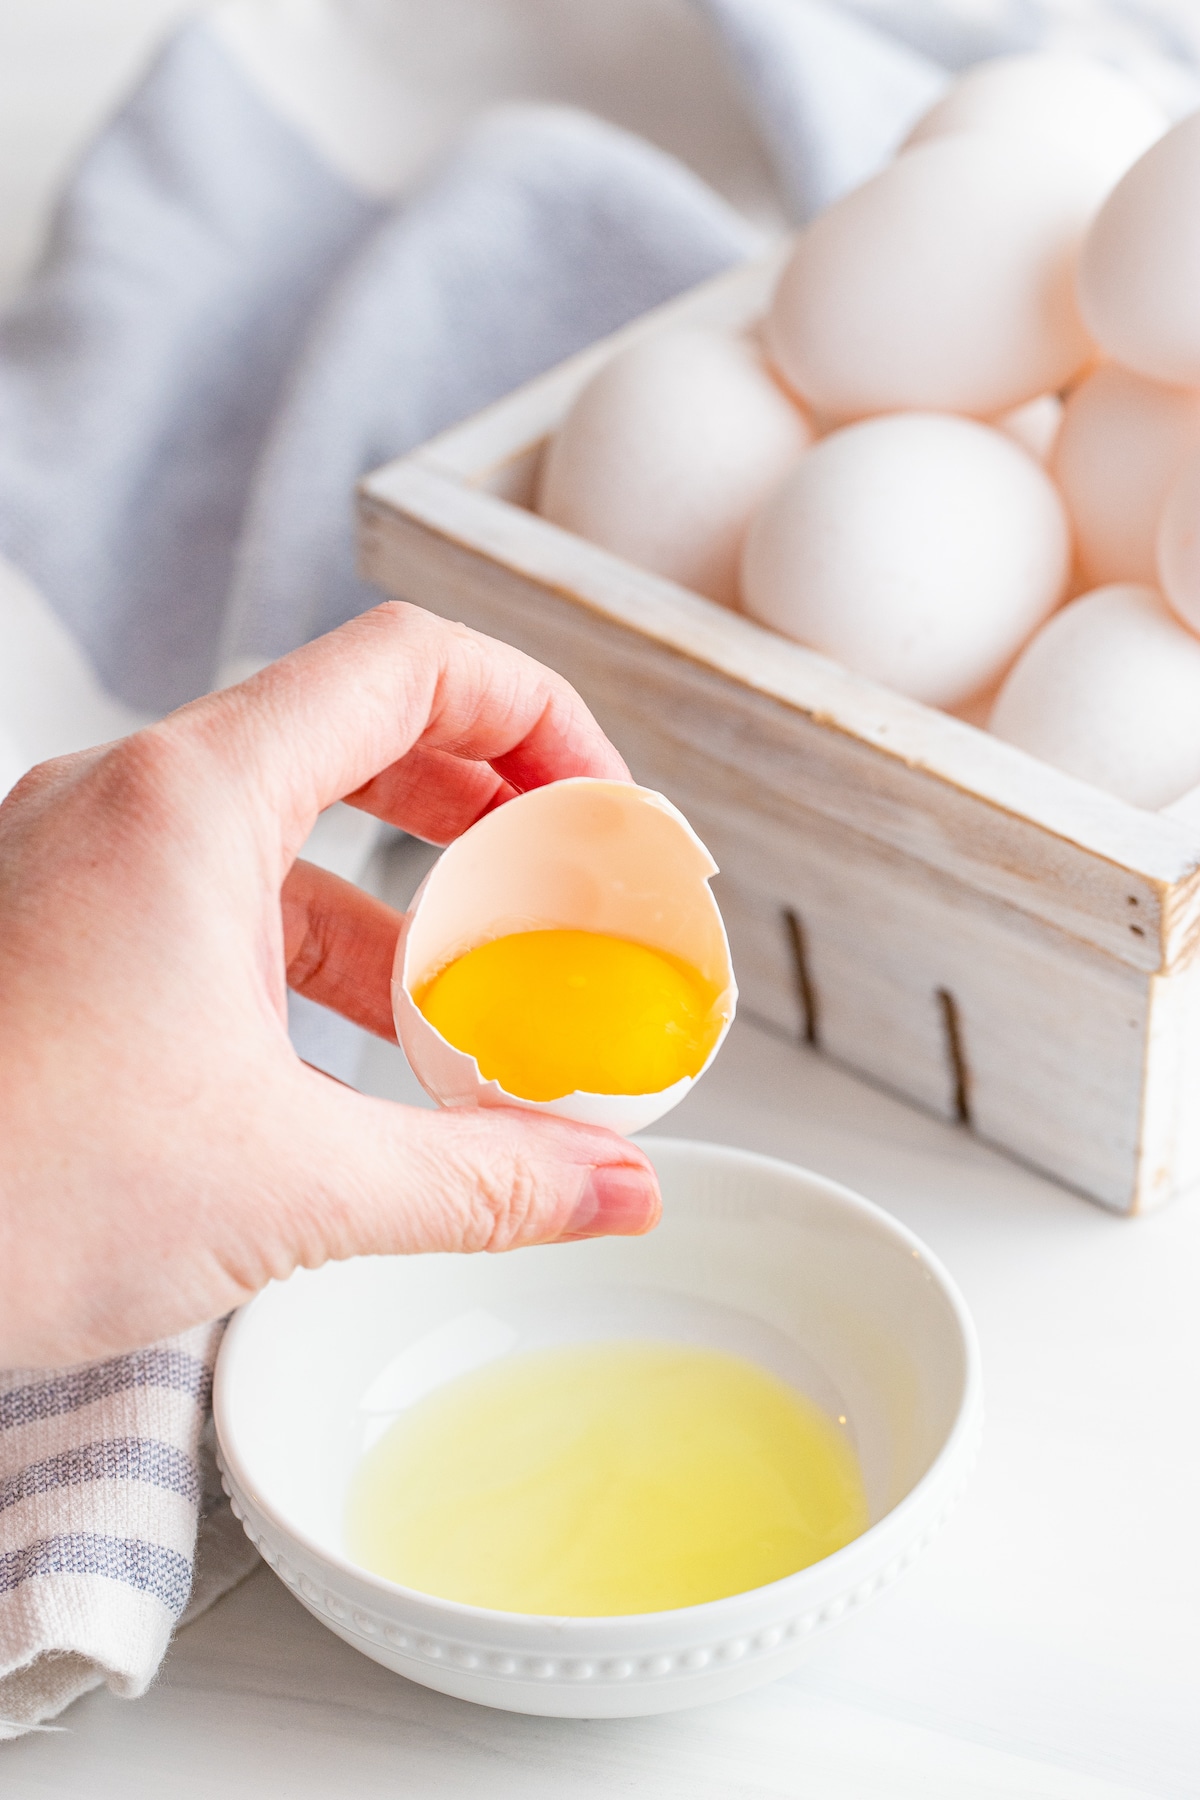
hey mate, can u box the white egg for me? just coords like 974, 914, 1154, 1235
1052, 363, 1200, 587
764, 135, 1100, 421
393, 779, 737, 1137
989, 584, 1200, 807
1077, 111, 1200, 385
994, 393, 1063, 463
537, 328, 813, 609
739, 413, 1071, 709
904, 53, 1166, 193
1156, 444, 1200, 635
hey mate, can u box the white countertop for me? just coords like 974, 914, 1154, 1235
5, 1001, 1200, 1797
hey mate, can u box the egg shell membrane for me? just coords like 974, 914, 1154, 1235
392, 778, 737, 1135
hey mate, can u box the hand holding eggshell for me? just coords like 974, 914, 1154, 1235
740, 413, 1070, 709
989, 584, 1200, 808
537, 329, 812, 609
0, 603, 676, 1368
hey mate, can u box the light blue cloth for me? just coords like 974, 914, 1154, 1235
220, 103, 763, 670
0, 24, 381, 716
843, 0, 1200, 80
695, 0, 947, 221
0, 34, 760, 723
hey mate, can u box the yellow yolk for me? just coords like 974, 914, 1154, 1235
345, 1341, 869, 1615
414, 929, 721, 1101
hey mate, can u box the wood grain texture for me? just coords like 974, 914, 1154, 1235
357, 257, 1200, 1211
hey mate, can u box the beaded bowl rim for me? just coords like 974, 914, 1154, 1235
218, 1433, 981, 1685
214, 1138, 983, 1657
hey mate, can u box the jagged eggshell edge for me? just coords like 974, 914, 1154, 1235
391, 779, 737, 1136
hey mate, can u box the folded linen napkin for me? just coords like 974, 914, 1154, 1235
2, 0, 1198, 1742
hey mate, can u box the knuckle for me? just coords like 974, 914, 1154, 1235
93, 725, 192, 820
4, 738, 121, 806
364, 598, 419, 639
286, 910, 333, 994
467, 1144, 545, 1252
0, 753, 74, 812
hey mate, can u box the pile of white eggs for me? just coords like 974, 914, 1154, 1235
536, 54, 1200, 811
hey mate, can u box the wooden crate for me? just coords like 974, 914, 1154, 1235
358, 253, 1200, 1213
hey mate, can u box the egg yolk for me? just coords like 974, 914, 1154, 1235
414, 928, 721, 1101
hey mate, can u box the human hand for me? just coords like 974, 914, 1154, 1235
0, 603, 661, 1367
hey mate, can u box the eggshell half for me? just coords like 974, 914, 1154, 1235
739, 413, 1071, 709
904, 52, 1166, 194
764, 135, 1100, 421
1052, 363, 1200, 586
537, 329, 813, 609
1077, 110, 1200, 384
392, 779, 737, 1136
988, 584, 1200, 807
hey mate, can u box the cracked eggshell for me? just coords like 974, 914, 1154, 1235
392, 779, 737, 1136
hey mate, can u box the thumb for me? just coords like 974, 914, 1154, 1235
270, 1076, 662, 1264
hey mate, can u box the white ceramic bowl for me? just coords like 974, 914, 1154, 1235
214, 1139, 982, 1718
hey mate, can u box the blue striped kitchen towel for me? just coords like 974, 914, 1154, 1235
0, 1322, 256, 1737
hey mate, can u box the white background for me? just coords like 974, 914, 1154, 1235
1, 8, 1199, 1794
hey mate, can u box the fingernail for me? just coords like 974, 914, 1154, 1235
561, 1165, 661, 1241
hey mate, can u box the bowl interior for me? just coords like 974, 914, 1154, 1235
217, 1139, 974, 1595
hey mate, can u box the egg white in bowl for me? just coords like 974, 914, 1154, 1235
213, 1138, 982, 1719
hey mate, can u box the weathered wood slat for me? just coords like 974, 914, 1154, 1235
361, 471, 1200, 963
